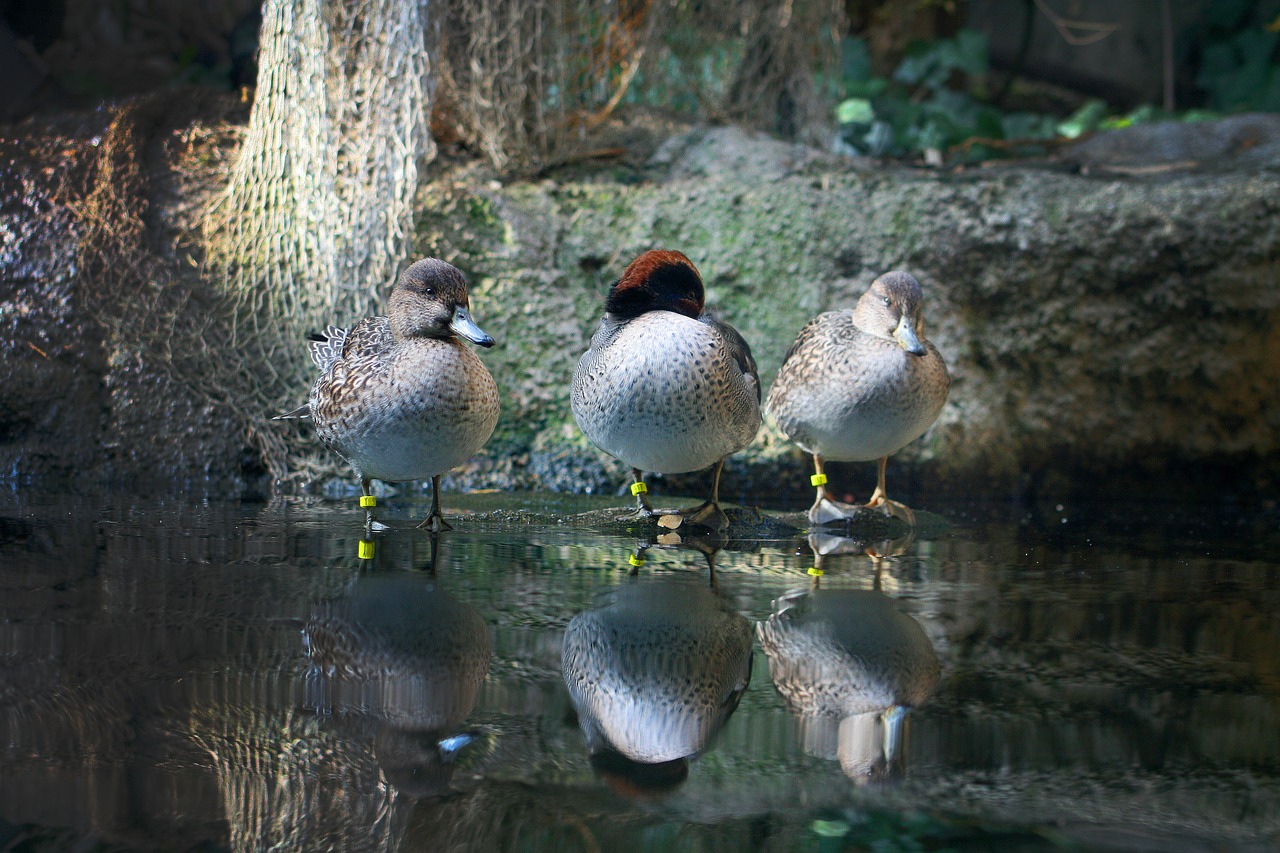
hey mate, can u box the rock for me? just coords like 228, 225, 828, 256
1061, 113, 1280, 170
650, 125, 837, 182
418, 120, 1280, 502
4, 109, 1279, 502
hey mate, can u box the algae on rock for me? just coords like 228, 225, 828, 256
417, 126, 1280, 501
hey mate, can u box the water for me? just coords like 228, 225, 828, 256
1, 491, 1277, 852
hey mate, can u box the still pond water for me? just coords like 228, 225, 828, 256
1, 491, 1277, 852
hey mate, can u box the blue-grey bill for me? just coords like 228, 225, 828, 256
893, 316, 926, 356
451, 308, 495, 348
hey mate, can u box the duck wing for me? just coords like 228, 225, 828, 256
307, 324, 349, 370
701, 315, 760, 402
337, 317, 394, 361
274, 403, 311, 420
778, 311, 836, 368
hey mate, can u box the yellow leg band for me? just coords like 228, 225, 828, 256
358, 540, 376, 560
359, 495, 377, 508
628, 554, 646, 567
810, 473, 828, 487
630, 481, 648, 496
807, 567, 824, 576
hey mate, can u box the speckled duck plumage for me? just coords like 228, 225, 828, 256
756, 587, 939, 777
301, 258, 500, 530
765, 271, 948, 524
571, 249, 761, 528
561, 578, 753, 765
756, 588, 939, 720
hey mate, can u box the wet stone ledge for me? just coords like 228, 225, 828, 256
417, 124, 1280, 505
2, 111, 1279, 503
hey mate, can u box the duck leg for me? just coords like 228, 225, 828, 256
807, 454, 862, 526
679, 458, 731, 532
361, 477, 391, 534
618, 467, 660, 522
864, 456, 916, 526
627, 541, 650, 576
417, 474, 454, 532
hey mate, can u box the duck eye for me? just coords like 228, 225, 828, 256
881, 296, 891, 308
425, 287, 435, 295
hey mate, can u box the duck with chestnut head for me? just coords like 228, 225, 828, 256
571, 249, 761, 531
766, 271, 948, 526
282, 258, 500, 532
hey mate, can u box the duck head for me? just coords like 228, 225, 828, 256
388, 258, 495, 347
853, 271, 928, 356
605, 249, 705, 321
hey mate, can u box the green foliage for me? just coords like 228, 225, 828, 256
836, 29, 1053, 160
1195, 0, 1280, 112
836, 8, 1280, 162
894, 28, 988, 89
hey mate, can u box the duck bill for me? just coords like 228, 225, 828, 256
436, 731, 480, 762
450, 308, 495, 348
881, 705, 908, 764
893, 316, 926, 356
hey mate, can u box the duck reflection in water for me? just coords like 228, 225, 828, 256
304, 535, 492, 797
757, 533, 939, 781
561, 572, 753, 797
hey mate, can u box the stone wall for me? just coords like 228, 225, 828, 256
417, 125, 1280, 503
2, 113, 1278, 503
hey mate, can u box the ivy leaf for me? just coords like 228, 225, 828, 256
836, 98, 875, 125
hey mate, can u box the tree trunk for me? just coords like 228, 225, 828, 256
204, 0, 435, 480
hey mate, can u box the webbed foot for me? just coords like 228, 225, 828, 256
616, 505, 660, 524
677, 499, 730, 532
417, 513, 453, 533
807, 493, 865, 526
865, 492, 916, 526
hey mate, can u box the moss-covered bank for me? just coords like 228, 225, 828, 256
2, 111, 1278, 504
416, 126, 1280, 504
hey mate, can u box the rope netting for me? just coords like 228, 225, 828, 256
202, 0, 433, 483
69, 0, 842, 487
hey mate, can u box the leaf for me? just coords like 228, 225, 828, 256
1001, 111, 1059, 139
865, 120, 896, 156
952, 29, 989, 77
1057, 99, 1108, 138
836, 98, 875, 125
810, 819, 850, 838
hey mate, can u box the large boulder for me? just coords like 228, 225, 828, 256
0, 105, 262, 494
417, 124, 1280, 503
3, 112, 1278, 503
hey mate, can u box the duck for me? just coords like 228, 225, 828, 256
756, 584, 940, 779
765, 271, 948, 526
303, 570, 492, 797
561, 575, 753, 792
571, 249, 761, 531
282, 258, 500, 532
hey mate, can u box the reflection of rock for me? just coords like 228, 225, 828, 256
629, 529, 727, 578
305, 572, 492, 797
561, 576, 752, 793
757, 588, 939, 778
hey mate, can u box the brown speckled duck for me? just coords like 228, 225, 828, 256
571, 250, 761, 531
757, 585, 940, 779
287, 259, 500, 532
561, 575, 753, 784
766, 271, 948, 526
